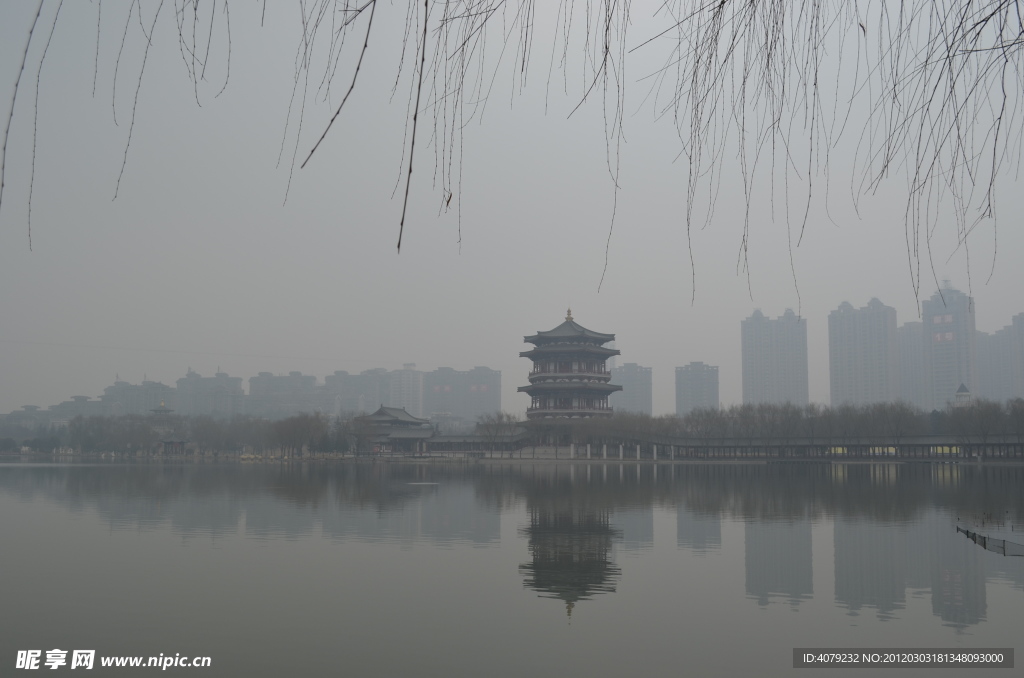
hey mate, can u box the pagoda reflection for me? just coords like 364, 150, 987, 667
519, 499, 621, 616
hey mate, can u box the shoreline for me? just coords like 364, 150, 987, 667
3, 452, 1024, 466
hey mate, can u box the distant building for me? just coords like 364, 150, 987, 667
519, 309, 621, 418
246, 371, 319, 419
324, 368, 390, 415
741, 309, 808, 406
3, 405, 49, 431
977, 313, 1024, 402
921, 285, 977, 410
898, 321, 927, 410
47, 396, 103, 426
828, 298, 899, 406
175, 370, 244, 418
423, 366, 501, 429
388, 364, 424, 419
609, 363, 653, 415
675, 362, 719, 416
100, 379, 176, 416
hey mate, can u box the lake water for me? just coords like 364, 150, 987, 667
1, 461, 1021, 677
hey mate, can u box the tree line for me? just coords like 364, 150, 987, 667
2, 399, 1024, 455
554, 400, 1024, 449
2, 414, 357, 456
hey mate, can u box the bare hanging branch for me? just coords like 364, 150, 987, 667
1, 0, 1022, 292
0, 0, 44, 222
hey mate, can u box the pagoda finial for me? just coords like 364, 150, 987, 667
566, 307, 573, 322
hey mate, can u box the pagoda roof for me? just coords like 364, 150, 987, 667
524, 309, 615, 345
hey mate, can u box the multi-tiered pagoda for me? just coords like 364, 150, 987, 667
519, 310, 621, 419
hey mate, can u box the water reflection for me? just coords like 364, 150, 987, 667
834, 518, 907, 619
745, 520, 813, 607
519, 505, 621, 616
610, 509, 653, 552
1, 460, 1023, 631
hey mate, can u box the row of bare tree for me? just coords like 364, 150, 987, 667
529, 399, 1024, 448
7, 398, 1024, 454
40, 414, 354, 455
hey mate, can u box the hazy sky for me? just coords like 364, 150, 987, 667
3, 2, 1023, 416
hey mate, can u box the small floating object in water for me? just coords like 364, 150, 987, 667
406, 482, 439, 485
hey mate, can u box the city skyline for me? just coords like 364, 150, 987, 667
7, 287, 1024, 419
3, 3, 1024, 421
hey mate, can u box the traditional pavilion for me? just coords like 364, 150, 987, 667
519, 309, 621, 419
357, 405, 434, 454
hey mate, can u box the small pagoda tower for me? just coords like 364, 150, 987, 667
519, 309, 621, 419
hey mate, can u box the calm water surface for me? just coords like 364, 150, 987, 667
1, 461, 1022, 677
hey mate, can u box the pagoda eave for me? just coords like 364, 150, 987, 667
520, 345, 620, 359
518, 383, 622, 394
525, 408, 614, 419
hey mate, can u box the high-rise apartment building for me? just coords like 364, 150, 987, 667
388, 363, 424, 419
898, 321, 927, 410
921, 286, 977, 410
828, 299, 899, 406
741, 310, 809, 406
100, 379, 176, 416
176, 370, 244, 417
423, 366, 501, 427
324, 368, 390, 415
675, 362, 719, 416
977, 312, 1024, 402
609, 363, 653, 415
246, 371, 319, 419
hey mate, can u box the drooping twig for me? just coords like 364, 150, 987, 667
113, 0, 166, 200
28, 0, 65, 251
0, 0, 44, 223
301, 0, 376, 169
397, 0, 430, 253
93, 0, 102, 97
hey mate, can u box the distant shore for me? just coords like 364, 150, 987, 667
3, 450, 1023, 465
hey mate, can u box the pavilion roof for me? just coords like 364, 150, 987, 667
362, 406, 430, 425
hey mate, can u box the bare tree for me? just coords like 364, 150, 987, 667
477, 411, 520, 458
871, 401, 923, 452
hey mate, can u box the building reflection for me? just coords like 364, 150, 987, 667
611, 508, 653, 552
745, 520, 813, 607
927, 511, 987, 629
2, 460, 1022, 629
677, 508, 721, 553
519, 501, 621, 616
321, 483, 500, 545
834, 519, 906, 619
